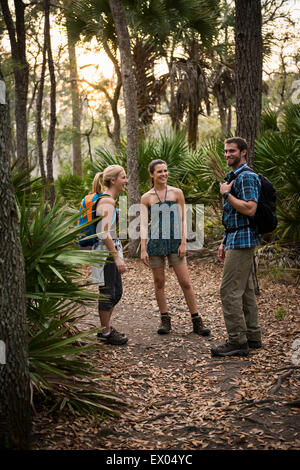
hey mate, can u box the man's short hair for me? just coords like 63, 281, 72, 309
224, 137, 248, 152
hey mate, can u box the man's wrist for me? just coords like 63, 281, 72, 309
223, 191, 230, 201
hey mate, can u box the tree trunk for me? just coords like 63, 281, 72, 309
109, 0, 140, 257
215, 90, 232, 137
36, 23, 47, 185
235, 0, 263, 168
0, 65, 31, 450
187, 62, 199, 149
110, 77, 122, 150
169, 61, 182, 132
187, 40, 200, 149
0, 0, 29, 173
44, 0, 56, 206
67, 29, 82, 177
102, 39, 122, 151
226, 105, 232, 135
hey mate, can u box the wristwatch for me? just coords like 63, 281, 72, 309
223, 192, 230, 201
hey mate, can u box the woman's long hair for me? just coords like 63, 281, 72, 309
92, 165, 124, 193
148, 159, 167, 187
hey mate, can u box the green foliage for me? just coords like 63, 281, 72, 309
128, 0, 220, 45
138, 131, 189, 193
65, 0, 114, 45
179, 136, 227, 207
28, 301, 123, 416
274, 307, 288, 320
255, 102, 300, 242
55, 173, 90, 208
261, 107, 280, 133
279, 101, 300, 139
93, 130, 189, 194
55, 159, 97, 208
19, 197, 106, 304
11, 165, 45, 207
66, 0, 220, 49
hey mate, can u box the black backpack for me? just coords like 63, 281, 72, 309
230, 168, 278, 235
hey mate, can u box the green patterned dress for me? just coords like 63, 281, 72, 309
146, 187, 182, 256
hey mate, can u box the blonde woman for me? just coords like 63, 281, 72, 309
140, 159, 210, 337
92, 165, 128, 345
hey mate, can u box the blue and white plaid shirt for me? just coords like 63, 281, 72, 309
222, 163, 261, 250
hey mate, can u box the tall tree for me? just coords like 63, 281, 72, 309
44, 0, 56, 206
66, 6, 82, 176
161, 1, 220, 147
235, 0, 263, 168
210, 0, 235, 137
35, 0, 56, 205
0, 64, 31, 449
0, 0, 29, 172
36, 7, 47, 186
109, 0, 140, 257
65, 1, 123, 150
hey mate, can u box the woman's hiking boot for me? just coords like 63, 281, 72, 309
192, 316, 210, 337
157, 314, 171, 334
97, 327, 128, 345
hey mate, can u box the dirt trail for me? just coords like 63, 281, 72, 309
32, 258, 300, 450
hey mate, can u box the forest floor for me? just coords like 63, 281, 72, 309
31, 254, 300, 451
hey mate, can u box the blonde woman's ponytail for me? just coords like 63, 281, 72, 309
92, 172, 104, 194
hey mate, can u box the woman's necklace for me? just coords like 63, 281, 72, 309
154, 185, 168, 203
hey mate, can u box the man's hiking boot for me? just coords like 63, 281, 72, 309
211, 341, 249, 357
97, 327, 128, 345
248, 340, 262, 349
192, 316, 210, 337
157, 314, 171, 334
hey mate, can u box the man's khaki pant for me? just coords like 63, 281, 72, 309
220, 248, 261, 345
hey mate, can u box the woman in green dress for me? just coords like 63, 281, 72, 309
140, 159, 210, 337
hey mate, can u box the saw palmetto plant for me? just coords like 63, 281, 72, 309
14, 174, 124, 416
255, 103, 300, 242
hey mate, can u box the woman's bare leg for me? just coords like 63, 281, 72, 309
151, 266, 167, 313
172, 263, 210, 336
172, 263, 197, 314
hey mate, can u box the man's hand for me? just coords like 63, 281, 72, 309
219, 180, 258, 217
218, 243, 226, 263
219, 180, 234, 196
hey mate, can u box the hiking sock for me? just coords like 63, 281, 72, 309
98, 328, 111, 337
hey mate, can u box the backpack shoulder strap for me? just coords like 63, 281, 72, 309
233, 166, 256, 180
92, 192, 117, 221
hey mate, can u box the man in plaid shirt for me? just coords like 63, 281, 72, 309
211, 137, 262, 357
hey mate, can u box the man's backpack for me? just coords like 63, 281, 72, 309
232, 168, 278, 235
253, 173, 277, 234
75, 192, 117, 248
